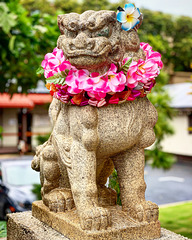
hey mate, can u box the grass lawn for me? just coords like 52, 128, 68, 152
0, 221, 6, 238
159, 202, 192, 239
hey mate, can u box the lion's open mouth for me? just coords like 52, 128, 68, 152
64, 45, 111, 58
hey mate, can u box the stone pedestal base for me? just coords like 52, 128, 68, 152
7, 211, 191, 240
31, 200, 161, 240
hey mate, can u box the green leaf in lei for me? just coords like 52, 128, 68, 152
46, 72, 66, 85
119, 58, 132, 75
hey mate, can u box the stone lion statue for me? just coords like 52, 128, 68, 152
32, 10, 159, 231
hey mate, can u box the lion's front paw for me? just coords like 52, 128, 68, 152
79, 207, 111, 231
44, 188, 75, 213
128, 201, 159, 223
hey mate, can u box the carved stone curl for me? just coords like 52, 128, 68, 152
32, 10, 160, 239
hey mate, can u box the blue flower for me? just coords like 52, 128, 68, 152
117, 3, 141, 31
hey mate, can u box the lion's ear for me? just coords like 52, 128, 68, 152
58, 15, 65, 34
121, 30, 140, 52
135, 13, 143, 30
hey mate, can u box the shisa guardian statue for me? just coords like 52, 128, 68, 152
32, 3, 162, 239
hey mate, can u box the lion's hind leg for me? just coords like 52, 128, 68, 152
37, 143, 74, 212
112, 145, 159, 223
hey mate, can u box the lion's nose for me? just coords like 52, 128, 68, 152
70, 32, 95, 50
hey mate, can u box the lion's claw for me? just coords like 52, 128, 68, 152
80, 207, 111, 231
129, 201, 159, 223
44, 189, 75, 213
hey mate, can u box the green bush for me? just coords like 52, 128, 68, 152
32, 183, 42, 200
0, 221, 7, 238
36, 133, 50, 145
108, 169, 121, 205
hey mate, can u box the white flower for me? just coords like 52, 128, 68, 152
117, 3, 140, 31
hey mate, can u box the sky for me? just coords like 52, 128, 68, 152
119, 0, 192, 17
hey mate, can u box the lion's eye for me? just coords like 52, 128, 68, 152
95, 27, 110, 38
64, 29, 77, 38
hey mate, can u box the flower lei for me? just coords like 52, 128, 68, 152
39, 42, 163, 107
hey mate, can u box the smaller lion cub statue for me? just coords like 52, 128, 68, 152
32, 6, 160, 234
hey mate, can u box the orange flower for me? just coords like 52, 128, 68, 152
72, 93, 83, 105
50, 84, 57, 92
140, 89, 145, 97
45, 83, 51, 90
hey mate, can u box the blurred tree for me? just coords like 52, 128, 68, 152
138, 9, 192, 72
174, 16, 192, 42
173, 37, 192, 71
54, 0, 81, 14
20, 0, 56, 15
138, 10, 174, 70
109, 0, 125, 12
0, 0, 59, 93
146, 71, 175, 169
80, 0, 110, 12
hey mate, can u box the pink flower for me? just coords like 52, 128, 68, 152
148, 51, 163, 69
140, 42, 153, 58
65, 69, 89, 94
66, 63, 127, 94
88, 72, 109, 93
140, 42, 163, 69
108, 72, 126, 92
88, 98, 107, 107
87, 91, 106, 100
88, 99, 98, 107
126, 61, 139, 88
97, 98, 106, 107
121, 58, 140, 88
66, 69, 110, 94
41, 47, 71, 78
77, 72, 109, 93
58, 94, 70, 103
103, 64, 126, 92
143, 79, 155, 91
127, 58, 160, 87
138, 59, 159, 82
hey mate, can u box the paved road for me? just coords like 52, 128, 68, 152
145, 162, 192, 205
1, 155, 192, 205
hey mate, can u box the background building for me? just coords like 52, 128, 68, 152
0, 81, 52, 153
161, 78, 192, 161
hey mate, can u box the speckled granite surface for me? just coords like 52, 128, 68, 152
32, 9, 159, 236
7, 211, 191, 240
32, 201, 160, 240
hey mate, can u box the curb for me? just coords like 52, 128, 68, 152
159, 200, 192, 208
